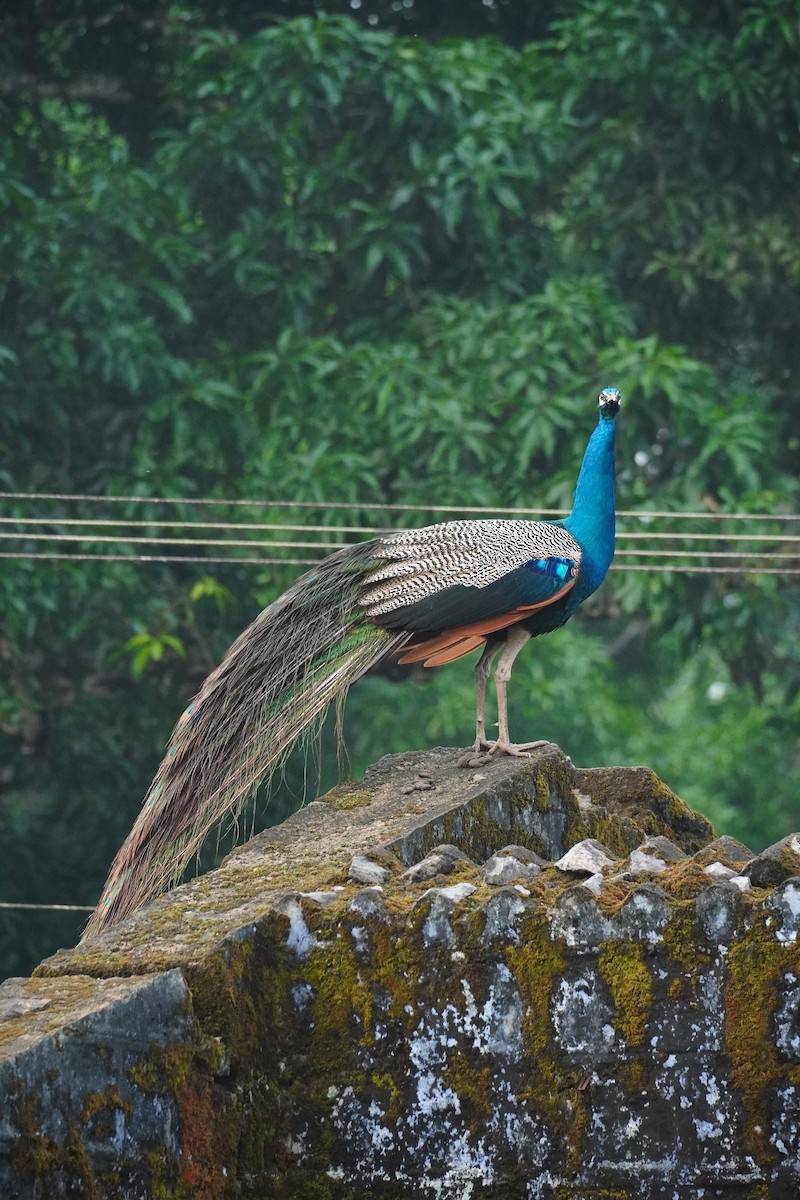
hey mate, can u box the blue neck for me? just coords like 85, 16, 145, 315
563, 414, 616, 588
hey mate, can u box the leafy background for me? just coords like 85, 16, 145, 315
1, 0, 798, 977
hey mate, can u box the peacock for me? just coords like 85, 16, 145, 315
84, 387, 620, 937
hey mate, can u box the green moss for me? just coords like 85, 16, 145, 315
573, 766, 714, 853
507, 913, 567, 1130
328, 788, 372, 811
81, 1086, 133, 1134
8, 1090, 60, 1176
444, 1054, 493, 1120
597, 941, 654, 1047
141, 1146, 184, 1200
186, 936, 263, 1058
725, 915, 800, 1159
661, 909, 712, 976
127, 1041, 194, 1094
8, 1088, 101, 1197
370, 1071, 404, 1121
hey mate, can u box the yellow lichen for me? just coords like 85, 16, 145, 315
597, 941, 654, 1047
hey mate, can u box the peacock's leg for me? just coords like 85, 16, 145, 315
473, 636, 502, 751
489, 624, 549, 757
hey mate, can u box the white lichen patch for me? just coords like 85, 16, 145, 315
775, 973, 800, 1060
323, 961, 538, 1193
551, 971, 615, 1054
278, 898, 317, 959
771, 880, 800, 944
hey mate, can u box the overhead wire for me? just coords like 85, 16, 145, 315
1, 489, 799, 520
0, 493, 798, 574
2, 516, 800, 543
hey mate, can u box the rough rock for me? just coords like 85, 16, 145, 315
1, 745, 798, 1199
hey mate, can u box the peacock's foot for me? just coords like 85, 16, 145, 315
478, 738, 551, 758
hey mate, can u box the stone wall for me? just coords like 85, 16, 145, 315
1, 745, 799, 1198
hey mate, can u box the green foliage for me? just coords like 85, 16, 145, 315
125, 633, 187, 679
1, 3, 798, 977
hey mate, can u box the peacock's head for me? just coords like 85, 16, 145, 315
598, 387, 621, 419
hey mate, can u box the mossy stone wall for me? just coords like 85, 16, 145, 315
1, 747, 799, 1198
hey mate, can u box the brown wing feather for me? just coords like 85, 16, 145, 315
397, 577, 577, 667
417, 635, 487, 667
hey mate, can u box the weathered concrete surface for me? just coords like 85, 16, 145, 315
1, 745, 799, 1199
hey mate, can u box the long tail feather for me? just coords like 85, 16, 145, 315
84, 542, 401, 938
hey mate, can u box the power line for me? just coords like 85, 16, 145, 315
0, 517, 387, 535
0, 902, 94, 913
2, 517, 800, 545
1, 495, 797, 573
2, 491, 799, 521
3, 531, 799, 558
0, 551, 316, 565
1, 551, 798, 574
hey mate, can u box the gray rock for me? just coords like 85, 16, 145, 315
347, 886, 389, 922
275, 895, 318, 959
766, 875, 800, 944
628, 849, 668, 875
613, 884, 672, 943
423, 881, 476, 904
696, 835, 755, 868
495, 844, 549, 866
638, 835, 687, 862
775, 976, 800, 1060
301, 889, 342, 907
0, 990, 52, 1020
414, 883, 475, 947
551, 966, 617, 1058
480, 854, 541, 886
742, 835, 800, 889
703, 861, 737, 881
349, 854, 392, 886
401, 843, 475, 883
7, 750, 798, 1198
478, 887, 528, 945
550, 885, 613, 949
696, 882, 742, 943
556, 839, 618, 874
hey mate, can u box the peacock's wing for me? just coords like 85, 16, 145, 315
360, 518, 582, 634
